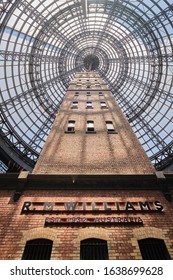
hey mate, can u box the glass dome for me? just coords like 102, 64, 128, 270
0, 0, 173, 171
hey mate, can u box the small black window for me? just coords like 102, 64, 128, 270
86, 92, 91, 96
22, 238, 53, 260
71, 101, 78, 109
106, 121, 116, 133
66, 120, 75, 132
80, 238, 109, 260
99, 92, 103, 96
86, 101, 93, 109
100, 101, 107, 109
138, 238, 171, 260
86, 120, 95, 132
75, 92, 79, 96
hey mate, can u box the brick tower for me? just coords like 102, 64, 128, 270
0, 72, 173, 260
33, 71, 154, 175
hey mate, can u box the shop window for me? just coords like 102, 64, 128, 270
138, 238, 171, 260
86, 101, 93, 109
80, 238, 109, 260
86, 120, 95, 133
66, 120, 75, 133
22, 238, 53, 260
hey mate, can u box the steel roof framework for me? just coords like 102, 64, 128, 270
0, 0, 173, 171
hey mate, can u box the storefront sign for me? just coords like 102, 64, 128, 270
21, 200, 163, 227
21, 200, 163, 213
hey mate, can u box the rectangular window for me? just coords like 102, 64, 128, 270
86, 120, 95, 133
74, 92, 79, 96
106, 121, 116, 133
100, 101, 107, 109
99, 92, 103, 96
66, 120, 75, 133
86, 92, 91, 96
86, 101, 93, 109
71, 101, 78, 109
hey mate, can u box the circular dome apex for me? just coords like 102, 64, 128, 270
84, 54, 99, 70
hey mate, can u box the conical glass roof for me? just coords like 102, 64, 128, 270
0, 0, 173, 171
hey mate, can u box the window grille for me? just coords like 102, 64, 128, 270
80, 238, 109, 260
22, 239, 53, 260
138, 238, 171, 260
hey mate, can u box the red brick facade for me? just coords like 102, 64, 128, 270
0, 188, 173, 260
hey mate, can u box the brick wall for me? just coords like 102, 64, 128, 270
0, 188, 172, 260
33, 72, 154, 175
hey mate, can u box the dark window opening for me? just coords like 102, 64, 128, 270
71, 101, 78, 109
80, 238, 109, 260
86, 101, 93, 109
138, 238, 171, 260
66, 120, 75, 132
106, 121, 117, 133
100, 101, 107, 109
86, 120, 95, 133
22, 238, 53, 260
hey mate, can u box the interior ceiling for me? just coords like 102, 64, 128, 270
0, 0, 173, 172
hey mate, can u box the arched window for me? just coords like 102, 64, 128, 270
80, 238, 109, 260
138, 238, 171, 260
22, 238, 53, 260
